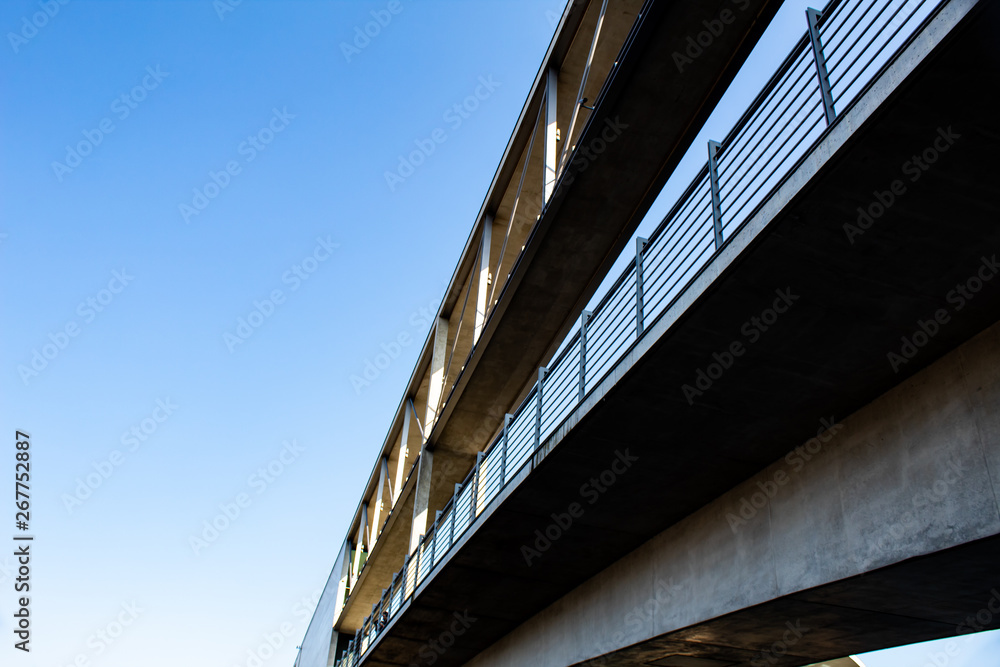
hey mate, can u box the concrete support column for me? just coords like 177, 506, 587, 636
370, 457, 388, 547
409, 446, 434, 553
325, 633, 338, 667
351, 506, 367, 586
425, 316, 449, 431
392, 404, 413, 506
382, 457, 392, 507
334, 538, 351, 612
347, 540, 357, 589
474, 217, 493, 344
411, 315, 448, 556
544, 67, 559, 203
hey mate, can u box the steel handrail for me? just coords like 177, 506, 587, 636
335, 1, 944, 663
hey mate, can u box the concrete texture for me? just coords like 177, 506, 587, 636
429, 0, 782, 458
327, 2, 651, 629
344, 2, 1000, 665
337, 469, 416, 632
464, 313, 1000, 667
298, 542, 347, 667
333, 0, 784, 643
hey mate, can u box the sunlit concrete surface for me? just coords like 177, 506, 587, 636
300, 0, 1000, 665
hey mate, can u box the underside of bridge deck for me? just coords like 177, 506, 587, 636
356, 2, 1000, 665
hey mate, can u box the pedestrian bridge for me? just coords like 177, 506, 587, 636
298, 0, 1000, 665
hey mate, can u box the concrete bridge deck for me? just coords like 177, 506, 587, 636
352, 1, 1000, 665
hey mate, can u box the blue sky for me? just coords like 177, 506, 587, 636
0, 1, 996, 666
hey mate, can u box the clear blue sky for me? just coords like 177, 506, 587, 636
0, 1, 995, 666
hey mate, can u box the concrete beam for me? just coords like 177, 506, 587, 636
427, 0, 783, 459
465, 318, 1000, 667
347, 3, 1000, 662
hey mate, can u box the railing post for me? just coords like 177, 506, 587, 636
501, 414, 511, 484
707, 140, 724, 249
535, 367, 548, 449
451, 483, 460, 546
635, 237, 648, 336
414, 534, 423, 582
431, 513, 441, 564
400, 551, 409, 599
471, 451, 484, 521
377, 589, 385, 630
806, 8, 836, 125
579, 311, 591, 402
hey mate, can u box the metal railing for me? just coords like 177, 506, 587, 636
335, 0, 940, 663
